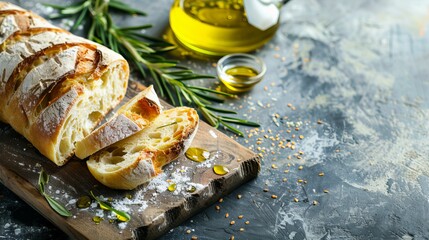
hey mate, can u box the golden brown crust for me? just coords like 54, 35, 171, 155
75, 86, 162, 159
87, 107, 199, 189
0, 3, 129, 165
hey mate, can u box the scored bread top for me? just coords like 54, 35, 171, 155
75, 85, 163, 159
87, 107, 199, 190
0, 2, 129, 165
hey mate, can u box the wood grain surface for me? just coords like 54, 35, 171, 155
0, 80, 260, 240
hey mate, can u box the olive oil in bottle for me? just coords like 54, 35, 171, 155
169, 0, 279, 56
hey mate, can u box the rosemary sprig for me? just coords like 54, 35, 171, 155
46, 0, 260, 136
90, 191, 131, 222
38, 169, 72, 217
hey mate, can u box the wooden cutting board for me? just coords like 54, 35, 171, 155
0, 80, 260, 240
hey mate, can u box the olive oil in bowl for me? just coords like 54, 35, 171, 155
217, 53, 266, 92
169, 0, 279, 56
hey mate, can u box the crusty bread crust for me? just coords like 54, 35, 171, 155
87, 107, 199, 190
75, 85, 162, 159
0, 3, 129, 165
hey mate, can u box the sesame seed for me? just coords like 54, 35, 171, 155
245, 221, 250, 225
238, 215, 244, 219
298, 166, 303, 170
186, 230, 191, 234
313, 200, 319, 205
225, 213, 229, 218
271, 195, 278, 199
293, 198, 299, 202
240, 228, 245, 232
230, 220, 235, 225
319, 172, 325, 176
237, 194, 242, 199
191, 236, 198, 240
215, 205, 220, 210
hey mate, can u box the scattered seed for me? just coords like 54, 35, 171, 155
215, 205, 221, 210
237, 194, 242, 199
271, 164, 278, 169
186, 229, 191, 234
230, 220, 235, 225
219, 198, 224, 203
245, 221, 250, 225
230, 236, 235, 240
271, 195, 278, 199
298, 150, 304, 155
240, 228, 245, 232
295, 127, 299, 131
298, 179, 303, 183
294, 198, 299, 202
313, 200, 319, 205
299, 135, 304, 139
238, 215, 244, 219
287, 103, 292, 107
191, 236, 198, 240
263, 188, 269, 192
317, 119, 323, 124
323, 189, 329, 193
284, 170, 289, 173
319, 172, 325, 176
225, 213, 229, 218
298, 166, 303, 170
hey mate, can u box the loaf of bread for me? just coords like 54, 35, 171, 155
75, 85, 162, 160
0, 2, 129, 166
87, 107, 199, 190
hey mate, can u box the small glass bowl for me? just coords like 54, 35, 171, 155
217, 53, 267, 93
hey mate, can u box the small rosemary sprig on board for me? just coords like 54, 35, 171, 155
44, 0, 259, 136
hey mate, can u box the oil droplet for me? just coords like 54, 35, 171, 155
116, 214, 129, 222
168, 183, 177, 192
213, 165, 230, 175
99, 203, 110, 211
92, 216, 103, 224
185, 147, 210, 162
186, 185, 196, 193
76, 195, 91, 209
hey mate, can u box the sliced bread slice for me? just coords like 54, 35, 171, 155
75, 85, 162, 159
87, 107, 199, 190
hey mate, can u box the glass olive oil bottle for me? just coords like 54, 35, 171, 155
169, 0, 279, 56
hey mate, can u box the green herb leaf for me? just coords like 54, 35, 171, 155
38, 169, 72, 217
45, 194, 73, 217
90, 191, 131, 222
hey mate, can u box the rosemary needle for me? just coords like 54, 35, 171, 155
46, 0, 260, 136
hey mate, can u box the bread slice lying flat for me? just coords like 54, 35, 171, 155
87, 107, 199, 190
75, 85, 162, 159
